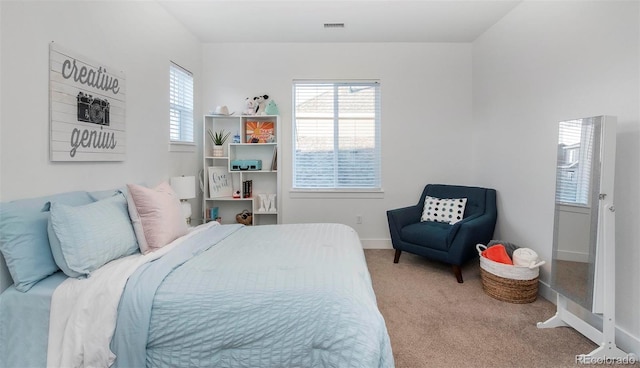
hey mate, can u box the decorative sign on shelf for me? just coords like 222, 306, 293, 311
49, 43, 126, 161
208, 166, 233, 198
257, 193, 276, 212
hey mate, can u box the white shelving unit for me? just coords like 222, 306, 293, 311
202, 114, 280, 225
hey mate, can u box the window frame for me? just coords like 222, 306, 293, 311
169, 62, 194, 146
291, 80, 383, 196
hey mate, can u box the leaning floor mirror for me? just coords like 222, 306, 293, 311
537, 115, 628, 359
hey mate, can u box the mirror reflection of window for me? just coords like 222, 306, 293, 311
552, 116, 606, 311
556, 120, 595, 206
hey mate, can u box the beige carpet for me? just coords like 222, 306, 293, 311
555, 260, 590, 307
364, 249, 602, 368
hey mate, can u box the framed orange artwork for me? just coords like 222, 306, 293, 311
245, 121, 275, 143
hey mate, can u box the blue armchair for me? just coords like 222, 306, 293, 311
387, 184, 497, 283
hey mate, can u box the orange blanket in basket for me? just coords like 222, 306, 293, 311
481, 244, 513, 265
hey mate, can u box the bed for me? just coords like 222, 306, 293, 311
0, 185, 394, 368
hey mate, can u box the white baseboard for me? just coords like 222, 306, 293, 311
361, 238, 393, 249
556, 250, 589, 263
538, 280, 556, 303
538, 281, 640, 355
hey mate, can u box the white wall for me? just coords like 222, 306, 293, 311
0, 1, 202, 290
473, 0, 639, 351
556, 206, 591, 262
202, 43, 474, 246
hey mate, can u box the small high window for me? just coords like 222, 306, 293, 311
169, 63, 194, 143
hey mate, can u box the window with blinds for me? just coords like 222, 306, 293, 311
555, 119, 596, 206
293, 81, 381, 190
169, 63, 194, 143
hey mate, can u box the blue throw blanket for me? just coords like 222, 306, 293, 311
111, 223, 394, 368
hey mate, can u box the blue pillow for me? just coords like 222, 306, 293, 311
47, 221, 83, 279
0, 191, 94, 292
87, 186, 131, 201
48, 193, 139, 278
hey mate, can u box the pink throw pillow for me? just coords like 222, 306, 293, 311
126, 182, 188, 254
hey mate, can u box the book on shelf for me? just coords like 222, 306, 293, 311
270, 146, 277, 171
242, 180, 253, 198
206, 207, 221, 223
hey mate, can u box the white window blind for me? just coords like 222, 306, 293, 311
169, 63, 194, 143
293, 81, 381, 190
556, 120, 596, 206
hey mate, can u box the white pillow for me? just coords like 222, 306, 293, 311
421, 196, 467, 224
126, 182, 188, 254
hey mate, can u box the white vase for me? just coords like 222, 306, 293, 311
212, 145, 224, 157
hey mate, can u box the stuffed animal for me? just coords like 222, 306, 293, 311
264, 100, 279, 115
243, 97, 257, 115
253, 95, 269, 115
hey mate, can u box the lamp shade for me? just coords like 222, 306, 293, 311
170, 176, 196, 200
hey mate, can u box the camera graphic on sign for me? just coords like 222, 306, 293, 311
77, 92, 110, 126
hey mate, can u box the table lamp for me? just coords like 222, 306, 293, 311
170, 175, 196, 224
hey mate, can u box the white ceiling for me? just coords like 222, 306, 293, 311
158, 0, 522, 43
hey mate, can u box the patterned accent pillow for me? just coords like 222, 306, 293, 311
421, 196, 467, 224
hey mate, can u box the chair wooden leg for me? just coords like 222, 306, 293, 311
393, 249, 401, 263
452, 265, 463, 283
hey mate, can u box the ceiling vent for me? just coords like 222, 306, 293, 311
323, 23, 345, 29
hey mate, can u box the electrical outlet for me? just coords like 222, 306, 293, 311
356, 215, 362, 224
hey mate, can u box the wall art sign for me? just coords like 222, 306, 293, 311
208, 166, 233, 198
49, 43, 126, 161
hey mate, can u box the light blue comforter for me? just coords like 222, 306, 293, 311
112, 223, 394, 368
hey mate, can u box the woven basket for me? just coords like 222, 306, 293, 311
236, 210, 252, 225
476, 244, 539, 304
